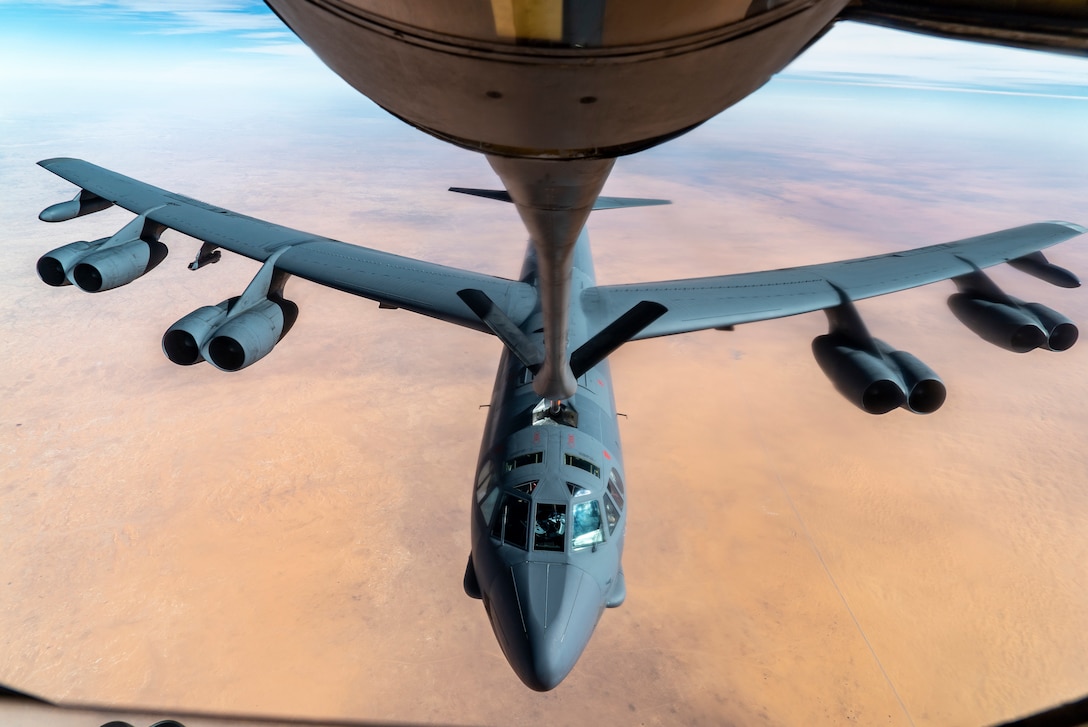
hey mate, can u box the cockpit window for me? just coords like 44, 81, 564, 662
567, 482, 591, 497
490, 494, 530, 550
603, 495, 620, 535
571, 500, 603, 549
534, 503, 567, 552
505, 451, 542, 472
564, 453, 600, 478
607, 477, 625, 510
514, 480, 539, 495
609, 468, 625, 494
474, 460, 493, 504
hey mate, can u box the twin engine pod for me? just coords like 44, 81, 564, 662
947, 294, 1078, 353
37, 237, 168, 292
812, 335, 947, 415
162, 295, 299, 372
37, 197, 299, 372
37, 210, 169, 293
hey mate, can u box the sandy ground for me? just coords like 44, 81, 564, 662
1, 74, 1087, 727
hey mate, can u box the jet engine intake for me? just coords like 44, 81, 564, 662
812, 335, 946, 415
204, 297, 299, 372
1019, 301, 1079, 351
164, 248, 298, 372
163, 296, 298, 371
947, 294, 1077, 352
72, 239, 168, 292
36, 238, 108, 287
162, 301, 234, 365
37, 211, 169, 292
812, 335, 904, 415
878, 345, 947, 414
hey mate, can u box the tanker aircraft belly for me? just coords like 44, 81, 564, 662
28, 0, 1088, 693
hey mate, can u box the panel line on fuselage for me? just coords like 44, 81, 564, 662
466, 225, 628, 689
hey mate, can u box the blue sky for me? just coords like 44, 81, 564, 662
0, 0, 338, 106
2, 1, 1086, 100
3, 1, 1084, 239
0, 0, 286, 46
2, 1, 1084, 216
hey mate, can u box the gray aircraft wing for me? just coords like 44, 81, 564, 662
37, 157, 1084, 401
37, 157, 537, 333
582, 222, 1086, 341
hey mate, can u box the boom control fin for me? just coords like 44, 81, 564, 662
570, 301, 668, 377
457, 288, 543, 371
450, 187, 671, 211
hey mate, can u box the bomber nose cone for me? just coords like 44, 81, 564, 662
488, 561, 604, 691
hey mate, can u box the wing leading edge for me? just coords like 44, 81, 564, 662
37, 157, 537, 333
584, 222, 1086, 340
581, 221, 1082, 416
36, 157, 1084, 413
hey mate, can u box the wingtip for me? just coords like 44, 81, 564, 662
1047, 220, 1088, 235
37, 157, 78, 169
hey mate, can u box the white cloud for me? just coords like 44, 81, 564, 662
238, 31, 296, 40
0, 0, 260, 9
231, 42, 315, 57
786, 22, 1088, 95
149, 9, 284, 34
1, 0, 281, 35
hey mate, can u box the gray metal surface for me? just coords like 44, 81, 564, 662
468, 228, 626, 690
584, 222, 1086, 340
33, 162, 1084, 690
38, 158, 537, 334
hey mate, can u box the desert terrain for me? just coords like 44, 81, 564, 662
2, 22, 1087, 727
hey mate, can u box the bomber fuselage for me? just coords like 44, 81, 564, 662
464, 230, 629, 690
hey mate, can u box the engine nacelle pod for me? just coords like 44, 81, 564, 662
72, 239, 168, 292
947, 294, 1047, 353
812, 335, 906, 415
202, 297, 299, 371
36, 238, 108, 287
878, 345, 946, 414
1018, 302, 1079, 351
162, 301, 234, 365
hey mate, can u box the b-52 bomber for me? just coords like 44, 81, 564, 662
33, 0, 1087, 690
